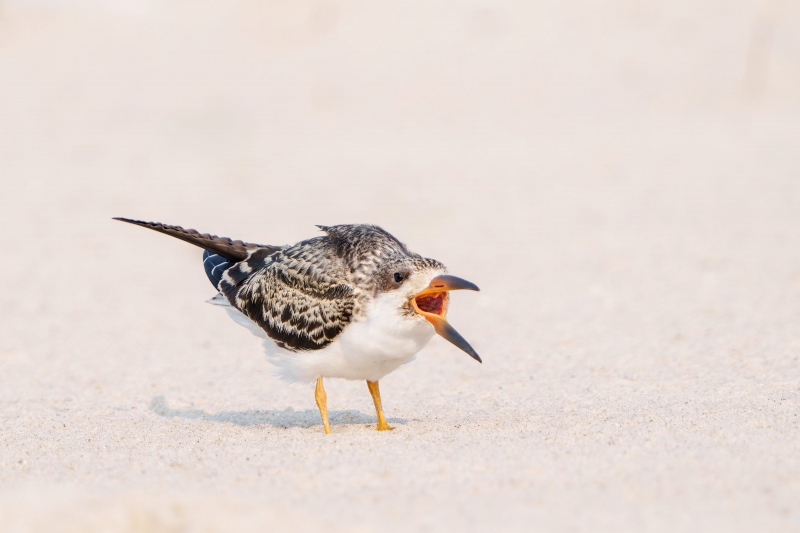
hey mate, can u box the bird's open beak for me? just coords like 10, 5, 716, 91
411, 274, 482, 363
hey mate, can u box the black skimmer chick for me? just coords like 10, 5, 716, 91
114, 218, 481, 434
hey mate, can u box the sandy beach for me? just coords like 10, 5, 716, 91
1, 1, 799, 531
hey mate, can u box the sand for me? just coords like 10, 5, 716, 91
1, 1, 799, 531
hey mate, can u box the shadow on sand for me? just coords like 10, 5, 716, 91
149, 395, 407, 429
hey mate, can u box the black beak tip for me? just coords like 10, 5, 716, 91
464, 347, 482, 363
460, 279, 480, 292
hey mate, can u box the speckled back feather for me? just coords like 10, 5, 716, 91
219, 225, 441, 352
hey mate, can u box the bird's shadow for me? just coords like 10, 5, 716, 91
149, 395, 407, 429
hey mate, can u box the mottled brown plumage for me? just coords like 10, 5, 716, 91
220, 236, 356, 351
217, 225, 443, 352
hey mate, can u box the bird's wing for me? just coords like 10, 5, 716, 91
219, 237, 356, 351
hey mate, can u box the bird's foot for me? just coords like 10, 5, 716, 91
376, 422, 394, 431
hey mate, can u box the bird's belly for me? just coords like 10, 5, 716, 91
268, 317, 435, 383
213, 293, 436, 382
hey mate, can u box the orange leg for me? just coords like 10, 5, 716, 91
367, 381, 394, 431
315, 377, 331, 434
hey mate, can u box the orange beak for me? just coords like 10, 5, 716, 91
411, 275, 482, 363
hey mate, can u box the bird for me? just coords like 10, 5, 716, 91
114, 218, 481, 434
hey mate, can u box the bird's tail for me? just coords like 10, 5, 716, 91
113, 217, 282, 288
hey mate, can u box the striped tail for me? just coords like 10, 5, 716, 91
113, 217, 282, 288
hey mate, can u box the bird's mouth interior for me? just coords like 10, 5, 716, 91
413, 291, 448, 318
409, 274, 481, 363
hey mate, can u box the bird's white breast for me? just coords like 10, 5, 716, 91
209, 292, 436, 383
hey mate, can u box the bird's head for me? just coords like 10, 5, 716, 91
375, 257, 482, 363
319, 224, 482, 363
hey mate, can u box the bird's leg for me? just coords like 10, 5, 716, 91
315, 377, 331, 434
366, 381, 394, 431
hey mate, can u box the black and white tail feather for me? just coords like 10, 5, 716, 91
113, 217, 283, 290
202, 250, 234, 289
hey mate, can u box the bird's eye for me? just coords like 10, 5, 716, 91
393, 272, 404, 283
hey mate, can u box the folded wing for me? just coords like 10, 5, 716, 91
219, 237, 355, 351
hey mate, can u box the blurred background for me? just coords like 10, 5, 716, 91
1, 1, 799, 531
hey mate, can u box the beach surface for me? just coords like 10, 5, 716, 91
1, 1, 799, 531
